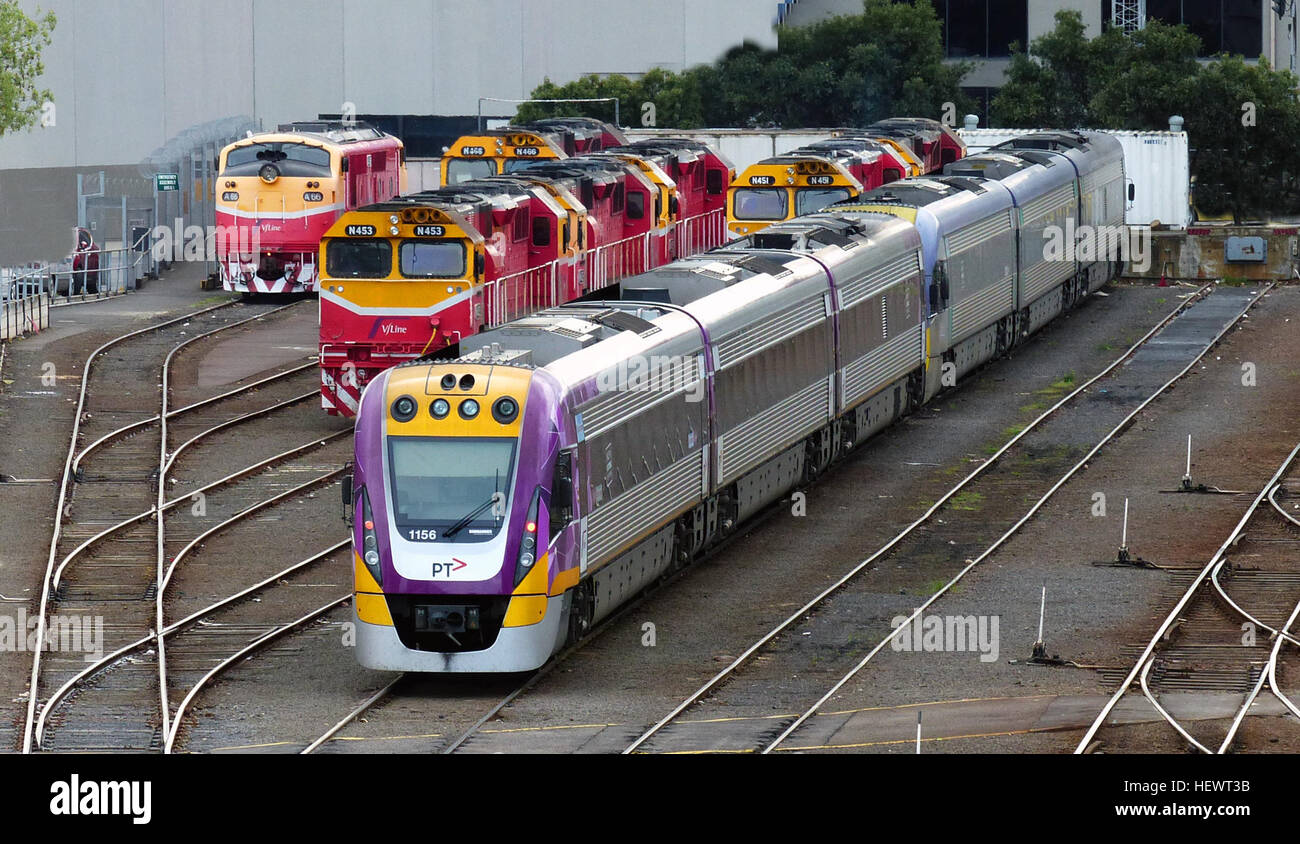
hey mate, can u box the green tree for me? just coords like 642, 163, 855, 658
0, 1, 56, 136
991, 10, 1116, 128
515, 0, 968, 129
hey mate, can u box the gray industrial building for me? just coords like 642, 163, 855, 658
2, 0, 1297, 265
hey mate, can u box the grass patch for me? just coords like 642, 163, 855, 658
197, 294, 236, 306
950, 490, 984, 511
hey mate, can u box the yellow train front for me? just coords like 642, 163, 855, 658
215, 122, 405, 294
347, 356, 571, 671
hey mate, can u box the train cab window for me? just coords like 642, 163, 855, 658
326, 239, 391, 278
612, 183, 625, 214
706, 169, 724, 195
733, 188, 788, 221
532, 217, 552, 247
223, 142, 333, 178
627, 191, 645, 220
503, 159, 541, 174
884, 168, 903, 181
446, 158, 496, 184
399, 241, 467, 278
512, 211, 530, 242
795, 187, 851, 216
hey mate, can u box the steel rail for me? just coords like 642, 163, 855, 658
51, 430, 349, 593
71, 357, 314, 478
621, 283, 1218, 755
1074, 438, 1300, 753
763, 283, 1272, 755
34, 542, 348, 748
21, 299, 240, 753
165, 596, 352, 753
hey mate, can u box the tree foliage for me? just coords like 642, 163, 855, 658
0, 1, 56, 137
515, 1, 970, 129
992, 9, 1300, 221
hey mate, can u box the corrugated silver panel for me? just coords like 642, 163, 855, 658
577, 357, 704, 439
1081, 161, 1124, 195
1019, 184, 1075, 223
1020, 258, 1069, 302
837, 251, 922, 310
719, 378, 827, 482
715, 296, 825, 368
841, 324, 922, 407
951, 277, 1014, 340
585, 450, 703, 567
946, 211, 1012, 255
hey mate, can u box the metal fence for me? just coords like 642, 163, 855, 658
0, 292, 50, 340
0, 228, 159, 307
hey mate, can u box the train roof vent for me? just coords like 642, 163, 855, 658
458, 343, 534, 367
939, 176, 989, 194
548, 317, 603, 341
592, 309, 661, 337
732, 254, 795, 277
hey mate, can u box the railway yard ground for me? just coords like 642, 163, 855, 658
2, 269, 1297, 758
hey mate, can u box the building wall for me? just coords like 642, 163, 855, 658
0, 0, 778, 263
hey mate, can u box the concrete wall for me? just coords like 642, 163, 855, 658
0, 0, 777, 171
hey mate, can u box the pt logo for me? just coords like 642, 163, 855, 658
432, 558, 468, 577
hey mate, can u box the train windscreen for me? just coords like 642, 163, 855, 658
445, 158, 497, 184
732, 188, 788, 221
388, 437, 517, 541
325, 240, 392, 278
795, 188, 852, 216
399, 241, 466, 278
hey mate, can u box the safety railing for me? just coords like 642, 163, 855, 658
0, 291, 50, 340
0, 229, 158, 306
484, 263, 560, 328
674, 208, 727, 259
586, 230, 653, 293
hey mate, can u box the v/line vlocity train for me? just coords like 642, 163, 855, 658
214, 122, 406, 294
343, 131, 1125, 672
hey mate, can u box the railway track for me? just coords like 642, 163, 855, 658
1076, 442, 1300, 754
303, 283, 1271, 755
19, 298, 351, 752
608, 282, 1270, 754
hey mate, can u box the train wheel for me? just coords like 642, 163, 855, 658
567, 579, 595, 645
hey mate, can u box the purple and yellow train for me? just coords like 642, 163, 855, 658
343, 130, 1126, 672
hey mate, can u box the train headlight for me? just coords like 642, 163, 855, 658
440, 373, 457, 391
514, 488, 543, 586
359, 487, 382, 587
390, 226, 400, 236
459, 399, 480, 419
430, 398, 450, 419
492, 397, 519, 424
390, 215, 399, 224
259, 164, 279, 184
390, 395, 417, 422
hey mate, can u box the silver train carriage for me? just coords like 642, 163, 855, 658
344, 130, 1128, 672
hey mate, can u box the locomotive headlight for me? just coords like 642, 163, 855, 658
430, 398, 450, 419
359, 487, 382, 587
514, 489, 543, 586
390, 215, 399, 224
390, 395, 417, 422
492, 396, 519, 424
390, 226, 400, 236
459, 399, 480, 419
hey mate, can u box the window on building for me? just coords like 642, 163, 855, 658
1103, 0, 1262, 57
921, 1, 1029, 58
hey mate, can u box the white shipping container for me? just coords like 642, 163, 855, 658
959, 128, 1190, 228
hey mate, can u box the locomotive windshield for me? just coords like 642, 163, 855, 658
387, 437, 517, 542
733, 188, 788, 220
326, 239, 392, 278
224, 142, 333, 176
795, 187, 852, 216
399, 241, 466, 278
446, 158, 497, 184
